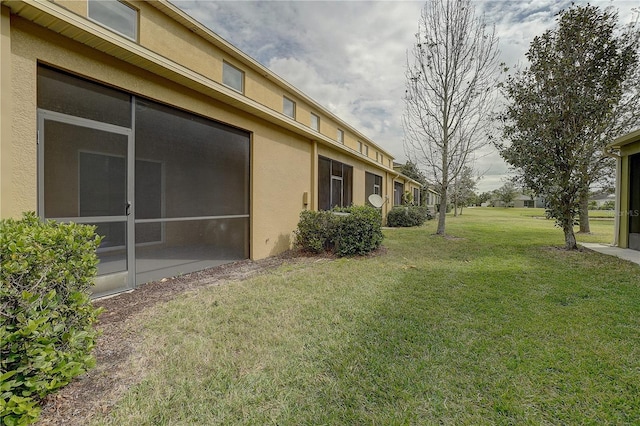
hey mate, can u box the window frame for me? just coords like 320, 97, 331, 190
413, 187, 420, 206
223, 61, 245, 93
87, 0, 138, 42
283, 96, 296, 119
310, 112, 320, 132
394, 181, 404, 206
365, 172, 383, 207
337, 129, 344, 144
318, 156, 353, 210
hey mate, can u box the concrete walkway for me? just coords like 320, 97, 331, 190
581, 243, 640, 266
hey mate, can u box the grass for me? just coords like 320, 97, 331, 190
93, 208, 640, 425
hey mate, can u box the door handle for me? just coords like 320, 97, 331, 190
126, 201, 131, 216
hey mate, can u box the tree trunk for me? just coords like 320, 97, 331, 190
437, 188, 447, 235
578, 189, 590, 234
454, 198, 458, 217
562, 214, 578, 250
460, 204, 464, 215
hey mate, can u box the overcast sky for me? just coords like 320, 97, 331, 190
174, 0, 638, 192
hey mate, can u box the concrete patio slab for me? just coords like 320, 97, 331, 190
581, 243, 640, 266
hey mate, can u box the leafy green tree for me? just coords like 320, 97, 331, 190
451, 166, 478, 215
403, 0, 500, 235
495, 182, 518, 207
497, 4, 640, 249
477, 191, 493, 205
398, 161, 428, 206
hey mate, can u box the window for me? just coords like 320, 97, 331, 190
358, 141, 363, 153
318, 157, 353, 210
283, 96, 295, 119
365, 172, 382, 206
376, 152, 379, 162
310, 113, 320, 131
223, 61, 244, 93
413, 188, 420, 206
380, 154, 384, 164
394, 181, 404, 206
88, 0, 138, 41
337, 129, 344, 144
364, 145, 369, 156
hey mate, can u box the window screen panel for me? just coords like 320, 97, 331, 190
38, 65, 131, 127
318, 157, 331, 210
79, 152, 126, 217
394, 182, 404, 205
135, 99, 250, 218
332, 160, 343, 177
331, 177, 343, 209
365, 172, 382, 206
343, 165, 353, 207
135, 217, 248, 285
43, 120, 128, 218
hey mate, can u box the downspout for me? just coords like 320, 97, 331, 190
605, 147, 621, 247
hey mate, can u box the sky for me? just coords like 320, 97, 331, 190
174, 0, 639, 192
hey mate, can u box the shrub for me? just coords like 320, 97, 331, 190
334, 206, 383, 257
294, 206, 383, 256
294, 210, 338, 254
0, 213, 102, 425
386, 206, 430, 227
599, 200, 615, 210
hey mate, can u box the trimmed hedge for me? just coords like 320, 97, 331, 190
386, 206, 432, 227
294, 206, 383, 256
334, 206, 384, 256
0, 213, 102, 425
294, 210, 339, 254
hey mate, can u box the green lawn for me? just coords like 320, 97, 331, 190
94, 208, 639, 425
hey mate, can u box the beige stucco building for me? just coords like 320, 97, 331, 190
609, 129, 640, 251
0, 0, 420, 296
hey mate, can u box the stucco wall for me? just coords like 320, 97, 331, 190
6, 15, 312, 260
4, 13, 38, 218
252, 123, 312, 257
3, 0, 407, 263
48, 0, 392, 164
0, 5, 12, 217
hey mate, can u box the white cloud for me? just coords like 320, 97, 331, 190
174, 0, 639, 192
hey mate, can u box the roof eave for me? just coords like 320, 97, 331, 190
2, 0, 395, 171
609, 128, 640, 149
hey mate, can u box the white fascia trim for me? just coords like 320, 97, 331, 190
4, 0, 394, 171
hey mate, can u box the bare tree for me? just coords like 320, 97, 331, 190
403, 0, 500, 235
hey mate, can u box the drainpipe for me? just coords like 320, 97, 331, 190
605, 147, 621, 247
